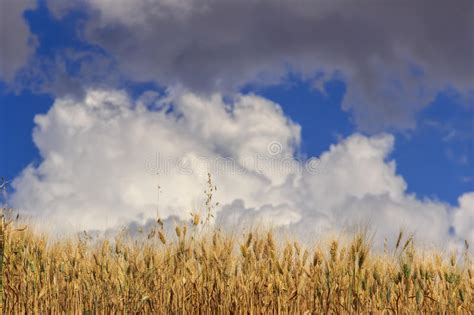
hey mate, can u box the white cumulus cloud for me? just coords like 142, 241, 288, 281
452, 193, 474, 246
10, 89, 472, 248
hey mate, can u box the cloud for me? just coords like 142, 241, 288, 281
46, 0, 474, 131
452, 192, 474, 246
15, 48, 119, 98
0, 0, 37, 80
10, 88, 300, 231
10, 89, 471, 248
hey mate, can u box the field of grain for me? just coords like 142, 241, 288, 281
0, 208, 472, 314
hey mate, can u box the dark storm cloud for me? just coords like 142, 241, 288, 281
13, 49, 119, 98
0, 0, 37, 80
5, 0, 474, 131
46, 0, 473, 131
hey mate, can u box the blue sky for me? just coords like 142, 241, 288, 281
0, 1, 473, 243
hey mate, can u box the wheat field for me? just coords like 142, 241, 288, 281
0, 208, 472, 314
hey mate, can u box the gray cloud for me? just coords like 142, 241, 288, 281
0, 0, 37, 80
14, 49, 119, 98
47, 0, 474, 131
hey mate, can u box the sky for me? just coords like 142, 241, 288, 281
0, 0, 473, 248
